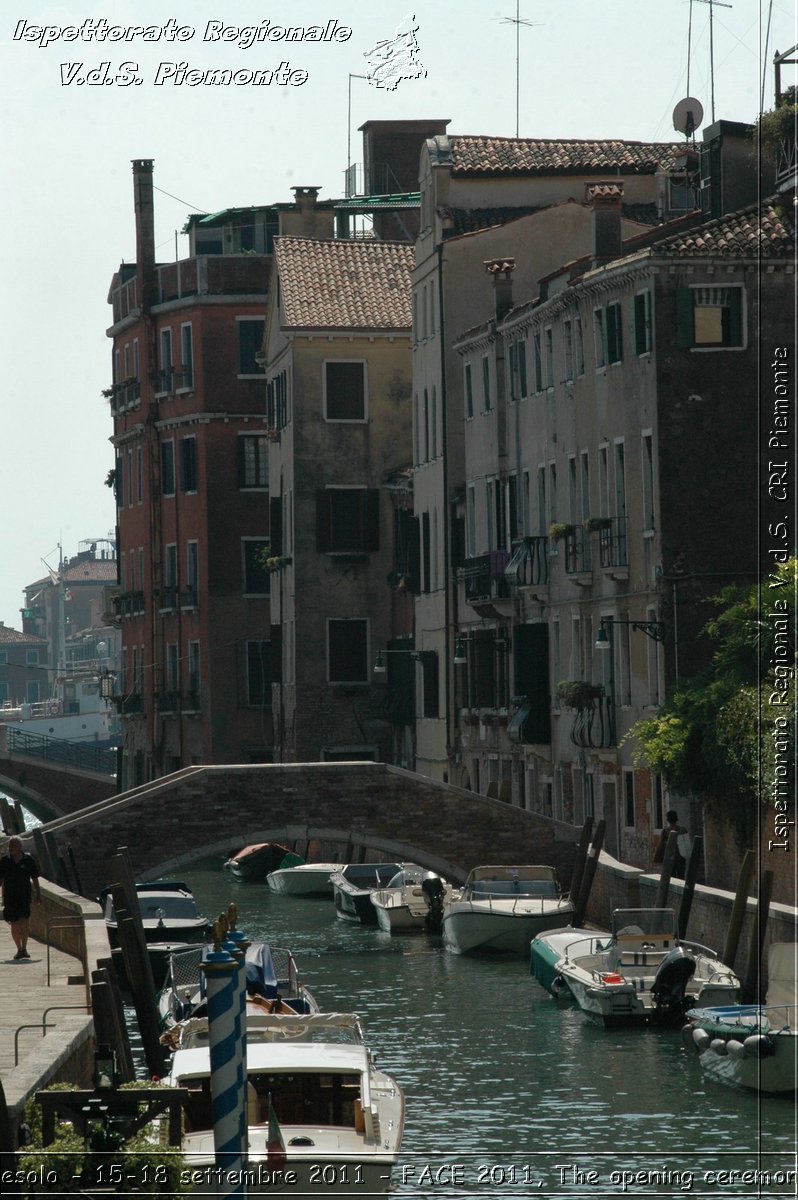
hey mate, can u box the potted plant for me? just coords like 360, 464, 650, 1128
583, 516, 612, 533
548, 522, 576, 542
555, 680, 604, 710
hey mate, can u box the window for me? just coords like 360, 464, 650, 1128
185, 541, 199, 607
482, 355, 491, 412
161, 440, 175, 497
247, 640, 271, 705
316, 488, 379, 553
237, 318, 265, 375
26, 681, 40, 703
179, 437, 197, 493
642, 433, 655, 531
164, 543, 178, 609
327, 618, 369, 683
421, 511, 431, 592
574, 314, 584, 376
243, 538, 271, 595
238, 434, 269, 489
0, 683, 8, 704
464, 362, 474, 419
536, 466, 547, 534
634, 291, 652, 355
624, 770, 636, 828
180, 323, 194, 388
676, 285, 744, 349
606, 302, 623, 364
267, 369, 289, 430
166, 642, 179, 692
0, 651, 7, 665
423, 389, 429, 461
544, 327, 553, 388
159, 328, 173, 392
127, 448, 133, 507
509, 339, 527, 400
533, 331, 542, 392
324, 360, 366, 421
431, 386, 437, 459
187, 641, 200, 697
26, 649, 39, 666
564, 320, 574, 382
136, 445, 143, 504
420, 651, 439, 718
466, 485, 476, 556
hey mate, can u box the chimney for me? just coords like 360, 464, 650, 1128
132, 158, 156, 309
586, 182, 624, 260
292, 186, 321, 236
484, 258, 516, 321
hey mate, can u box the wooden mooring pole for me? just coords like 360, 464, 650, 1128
741, 869, 774, 1004
572, 819, 605, 927
568, 817, 593, 907
722, 849, 756, 971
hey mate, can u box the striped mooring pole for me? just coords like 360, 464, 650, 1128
225, 906, 251, 1153
200, 929, 246, 1197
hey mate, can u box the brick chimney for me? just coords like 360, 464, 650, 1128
132, 158, 157, 310
484, 257, 516, 321
292, 186, 321, 236
585, 182, 624, 260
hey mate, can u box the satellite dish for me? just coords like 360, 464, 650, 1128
672, 97, 704, 137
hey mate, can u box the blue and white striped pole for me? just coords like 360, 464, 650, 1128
225, 906, 251, 1154
200, 926, 246, 1197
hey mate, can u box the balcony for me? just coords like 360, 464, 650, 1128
160, 586, 179, 612
569, 690, 616, 748
158, 690, 201, 715
119, 692, 144, 716
112, 590, 145, 618
106, 378, 141, 415
461, 551, 510, 601
598, 517, 628, 578
180, 587, 199, 611
504, 537, 549, 596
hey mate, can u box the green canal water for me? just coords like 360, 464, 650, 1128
149, 859, 795, 1198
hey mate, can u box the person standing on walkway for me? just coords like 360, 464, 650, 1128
653, 810, 690, 879
0, 836, 41, 959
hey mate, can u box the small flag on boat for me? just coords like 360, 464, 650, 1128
267, 1095, 286, 1166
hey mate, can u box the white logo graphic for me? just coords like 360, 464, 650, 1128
363, 14, 426, 91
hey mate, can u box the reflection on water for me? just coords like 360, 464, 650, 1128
156, 859, 795, 1197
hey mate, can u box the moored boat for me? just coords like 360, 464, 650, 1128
441, 865, 573, 955
330, 862, 409, 924
224, 842, 303, 882
530, 926, 609, 997
370, 868, 452, 934
100, 881, 212, 948
683, 943, 797, 1093
554, 907, 740, 1027
266, 861, 341, 897
164, 1011, 404, 1195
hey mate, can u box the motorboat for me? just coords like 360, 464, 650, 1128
99, 881, 212, 948
266, 861, 341, 897
530, 926, 610, 997
330, 862, 410, 924
370, 867, 452, 935
158, 940, 319, 1031
164, 1011, 404, 1195
441, 865, 573, 955
553, 907, 740, 1027
224, 842, 303, 882
683, 943, 797, 1093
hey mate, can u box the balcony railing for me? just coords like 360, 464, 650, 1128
107, 378, 141, 414
564, 528, 591, 575
113, 590, 145, 618
157, 690, 201, 714
569, 691, 616, 748
598, 517, 628, 569
504, 537, 549, 589
160, 586, 179, 611
119, 693, 144, 716
460, 551, 510, 604
180, 587, 199, 610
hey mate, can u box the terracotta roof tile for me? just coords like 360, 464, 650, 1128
61, 560, 118, 582
0, 626, 47, 645
275, 237, 413, 330
449, 136, 684, 175
652, 197, 795, 257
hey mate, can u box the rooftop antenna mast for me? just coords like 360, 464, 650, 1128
498, 3, 543, 137
692, 0, 733, 124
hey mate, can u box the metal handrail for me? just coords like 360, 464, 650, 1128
14, 1004, 90, 1066
45, 918, 88, 992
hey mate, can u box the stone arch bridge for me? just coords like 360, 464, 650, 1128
32, 762, 581, 899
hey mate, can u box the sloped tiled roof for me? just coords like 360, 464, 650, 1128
0, 626, 47, 645
650, 197, 795, 258
62, 559, 118, 583
448, 136, 684, 176
275, 237, 413, 330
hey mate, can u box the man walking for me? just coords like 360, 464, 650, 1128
0, 836, 41, 959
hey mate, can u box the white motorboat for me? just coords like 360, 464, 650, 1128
441, 864, 573, 955
158, 940, 319, 1031
530, 926, 610, 997
165, 1011, 404, 1195
553, 907, 740, 1027
266, 862, 341, 897
330, 863, 409, 924
683, 943, 797, 1093
370, 868, 451, 934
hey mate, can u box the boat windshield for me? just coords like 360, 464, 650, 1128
343, 864, 401, 887
612, 908, 677, 940
138, 894, 199, 920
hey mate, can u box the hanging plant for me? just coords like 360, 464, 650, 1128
583, 516, 612, 533
548, 522, 576, 542
264, 555, 292, 573
555, 679, 604, 710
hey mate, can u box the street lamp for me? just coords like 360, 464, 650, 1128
453, 637, 467, 666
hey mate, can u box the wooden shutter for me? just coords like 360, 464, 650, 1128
269, 497, 283, 554
674, 288, 695, 348
513, 624, 551, 744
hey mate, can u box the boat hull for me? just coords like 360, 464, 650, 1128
530, 927, 600, 995
685, 1005, 798, 1094
267, 864, 339, 897
442, 902, 574, 956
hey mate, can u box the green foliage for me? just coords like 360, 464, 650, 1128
624, 560, 796, 845
556, 680, 604, 710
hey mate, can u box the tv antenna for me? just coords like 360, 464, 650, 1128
690, 0, 733, 124
496, 4, 544, 137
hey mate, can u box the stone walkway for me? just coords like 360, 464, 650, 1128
0, 915, 89, 1078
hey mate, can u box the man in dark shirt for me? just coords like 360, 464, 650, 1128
0, 836, 41, 960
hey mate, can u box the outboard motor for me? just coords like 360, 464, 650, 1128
421, 874, 445, 932
650, 946, 696, 1026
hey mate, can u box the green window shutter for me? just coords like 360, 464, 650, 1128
726, 290, 743, 346
634, 294, 647, 355
674, 288, 695, 348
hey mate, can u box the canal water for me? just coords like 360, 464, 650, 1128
157, 859, 795, 1198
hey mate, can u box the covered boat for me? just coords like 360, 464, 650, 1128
223, 842, 303, 882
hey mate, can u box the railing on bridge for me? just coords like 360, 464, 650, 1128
8, 727, 118, 777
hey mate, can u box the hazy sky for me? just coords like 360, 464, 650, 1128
1, 0, 793, 629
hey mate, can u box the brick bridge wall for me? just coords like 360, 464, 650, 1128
37, 762, 582, 899
0, 753, 116, 822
